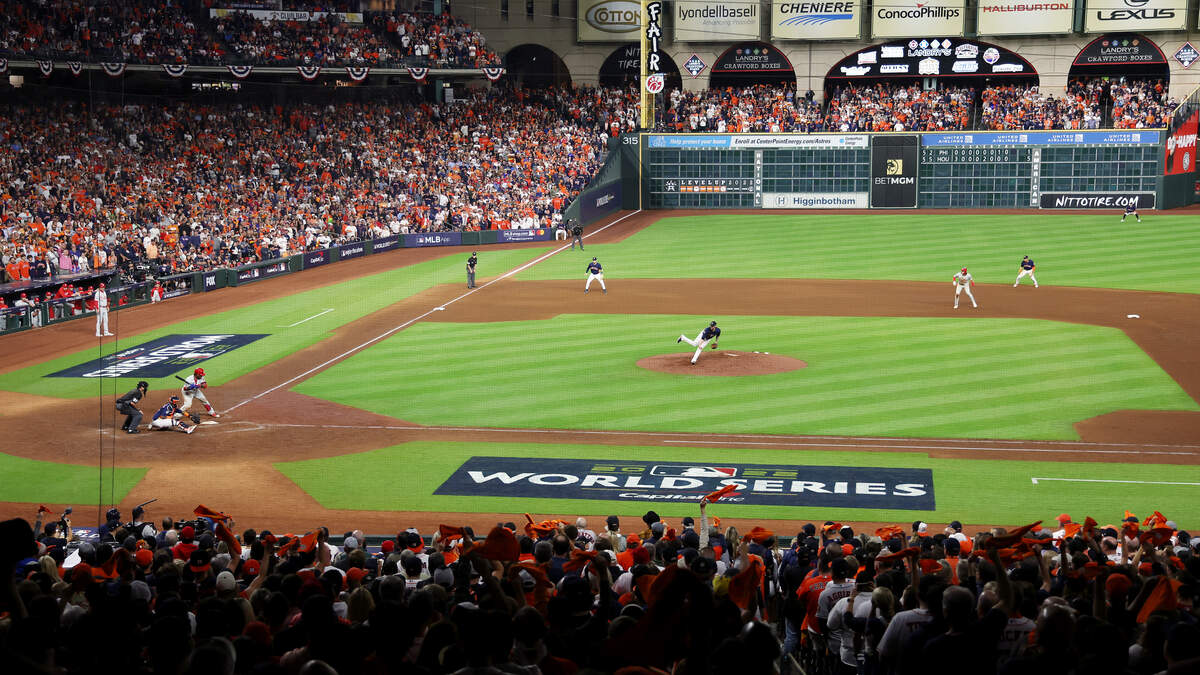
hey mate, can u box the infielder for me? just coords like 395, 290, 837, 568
1121, 203, 1142, 223
150, 395, 195, 434
678, 320, 721, 365
585, 257, 606, 294
180, 367, 220, 417
1013, 256, 1038, 288
94, 283, 113, 336
953, 267, 978, 309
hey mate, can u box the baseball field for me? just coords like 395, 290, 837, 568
2, 210, 1199, 534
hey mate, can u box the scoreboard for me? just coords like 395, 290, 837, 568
639, 130, 1163, 210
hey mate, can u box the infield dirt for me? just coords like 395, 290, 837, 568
2, 210, 1198, 535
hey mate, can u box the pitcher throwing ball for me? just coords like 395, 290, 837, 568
678, 320, 721, 365
953, 267, 978, 309
180, 367, 220, 417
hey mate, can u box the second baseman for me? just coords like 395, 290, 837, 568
1013, 256, 1038, 288
953, 267, 977, 309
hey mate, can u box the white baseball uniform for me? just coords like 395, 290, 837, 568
94, 288, 112, 336
180, 374, 216, 415
953, 271, 977, 308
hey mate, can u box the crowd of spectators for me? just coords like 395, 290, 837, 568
1110, 78, 1177, 130
824, 84, 975, 132
0, 1, 495, 68
2, 502, 1198, 674
656, 84, 825, 133
979, 79, 1176, 131
1, 86, 606, 288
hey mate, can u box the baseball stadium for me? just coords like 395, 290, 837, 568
1, 0, 1200, 672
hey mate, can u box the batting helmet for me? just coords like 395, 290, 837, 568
961, 267, 968, 273
194, 368, 205, 378
710, 321, 717, 326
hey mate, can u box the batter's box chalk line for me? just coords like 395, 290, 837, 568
1126, 314, 1140, 319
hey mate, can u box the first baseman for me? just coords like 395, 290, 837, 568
678, 320, 721, 365
150, 395, 195, 434
180, 367, 220, 417
953, 267, 978, 309
585, 257, 606, 294
1013, 256, 1038, 288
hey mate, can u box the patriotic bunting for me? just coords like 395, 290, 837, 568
162, 64, 188, 78
296, 65, 322, 80
67, 61, 83, 76
227, 65, 253, 79
481, 66, 505, 82
345, 66, 369, 81
0, 58, 7, 74
37, 60, 54, 77
407, 66, 428, 81
100, 62, 126, 77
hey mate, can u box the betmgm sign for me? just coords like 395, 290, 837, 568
871, 136, 919, 208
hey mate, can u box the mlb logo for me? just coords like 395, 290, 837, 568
650, 465, 738, 478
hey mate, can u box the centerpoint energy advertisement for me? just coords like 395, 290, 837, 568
772, 0, 862, 40
872, 0, 965, 38
976, 0, 1074, 36
675, 0, 762, 41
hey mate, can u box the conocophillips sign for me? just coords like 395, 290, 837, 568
578, 0, 641, 42
872, 0, 965, 38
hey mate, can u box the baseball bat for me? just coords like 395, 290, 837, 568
174, 375, 188, 384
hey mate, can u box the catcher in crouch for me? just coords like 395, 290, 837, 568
180, 367, 220, 417
149, 396, 197, 434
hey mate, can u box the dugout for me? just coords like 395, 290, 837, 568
708, 42, 796, 88
598, 44, 682, 92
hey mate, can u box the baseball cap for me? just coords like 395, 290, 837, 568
949, 520, 963, 531
243, 559, 261, 576
1056, 514, 1072, 524
180, 526, 195, 540
606, 515, 620, 530
681, 517, 695, 528
216, 571, 237, 593
642, 511, 660, 526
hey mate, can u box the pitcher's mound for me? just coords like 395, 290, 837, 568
637, 351, 807, 376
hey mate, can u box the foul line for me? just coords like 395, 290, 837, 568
663, 440, 1196, 456
226, 210, 643, 413
280, 308, 334, 327
1031, 476, 1200, 486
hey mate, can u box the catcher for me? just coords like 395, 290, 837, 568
149, 396, 197, 434
180, 367, 220, 418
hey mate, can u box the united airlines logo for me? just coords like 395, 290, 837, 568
777, 1, 854, 25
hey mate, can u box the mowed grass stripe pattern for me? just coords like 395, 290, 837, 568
519, 214, 1200, 293
273, 442, 1200, 529
293, 315, 1196, 440
0, 248, 550, 399
0, 453, 145, 504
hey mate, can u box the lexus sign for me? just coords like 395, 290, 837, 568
1085, 0, 1183, 33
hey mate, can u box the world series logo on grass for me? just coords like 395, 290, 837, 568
49, 334, 269, 378
436, 457, 934, 509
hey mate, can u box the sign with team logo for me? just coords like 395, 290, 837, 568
675, 1, 761, 41
1174, 42, 1198, 68
577, 0, 641, 41
976, 0, 1074, 36
1085, 0, 1183, 33
48, 334, 269, 378
772, 0, 862, 40
829, 39, 1034, 80
435, 457, 935, 509
711, 43, 793, 73
871, 0, 965, 38
1073, 34, 1166, 65
684, 53, 708, 77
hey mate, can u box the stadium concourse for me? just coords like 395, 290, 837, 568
2, 211, 1200, 673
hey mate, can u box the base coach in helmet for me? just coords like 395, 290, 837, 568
115, 381, 149, 434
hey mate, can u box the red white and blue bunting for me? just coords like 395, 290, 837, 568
100, 62, 126, 77
36, 60, 53, 77
162, 64, 188, 78
407, 66, 428, 81
0, 58, 7, 74
481, 66, 505, 82
227, 65, 254, 79
345, 66, 370, 81
67, 61, 83, 76
296, 65, 322, 80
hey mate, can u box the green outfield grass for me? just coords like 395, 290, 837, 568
0, 249, 549, 399
0, 453, 145, 504
274, 441, 1200, 528
520, 214, 1200, 294
293, 314, 1196, 440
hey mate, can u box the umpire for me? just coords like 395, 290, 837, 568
116, 381, 149, 434
570, 222, 584, 250
466, 251, 478, 289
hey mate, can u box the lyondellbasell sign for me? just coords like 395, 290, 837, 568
435, 457, 935, 509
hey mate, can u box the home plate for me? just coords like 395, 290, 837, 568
200, 421, 220, 425
1127, 314, 1140, 319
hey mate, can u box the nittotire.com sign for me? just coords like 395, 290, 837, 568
1039, 192, 1156, 209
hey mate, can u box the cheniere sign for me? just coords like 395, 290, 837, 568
435, 457, 935, 510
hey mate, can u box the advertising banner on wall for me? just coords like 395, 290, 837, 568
1084, 0, 1184, 34
371, 235, 401, 253
871, 136, 919, 208
404, 232, 463, 247
1072, 34, 1166, 66
827, 39, 1035, 80
1040, 192, 1156, 208
1165, 111, 1198, 175
647, 134, 867, 148
675, 1, 761, 41
337, 241, 369, 261
763, 192, 870, 208
303, 249, 331, 269
871, 0, 965, 38
772, 0, 862, 40
976, 0, 1074, 36
711, 43, 793, 73
577, 0, 641, 42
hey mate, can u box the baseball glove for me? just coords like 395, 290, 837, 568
188, 413, 201, 424
711, 343, 719, 350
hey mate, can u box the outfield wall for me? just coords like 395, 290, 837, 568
615, 130, 1166, 211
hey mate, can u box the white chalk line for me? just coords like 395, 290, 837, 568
1031, 476, 1200, 486
279, 308, 333, 327
662, 439, 1196, 456
226, 210, 643, 413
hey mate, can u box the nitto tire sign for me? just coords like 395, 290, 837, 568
436, 457, 935, 510
1040, 193, 1156, 209
48, 334, 269, 378
578, 0, 640, 42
